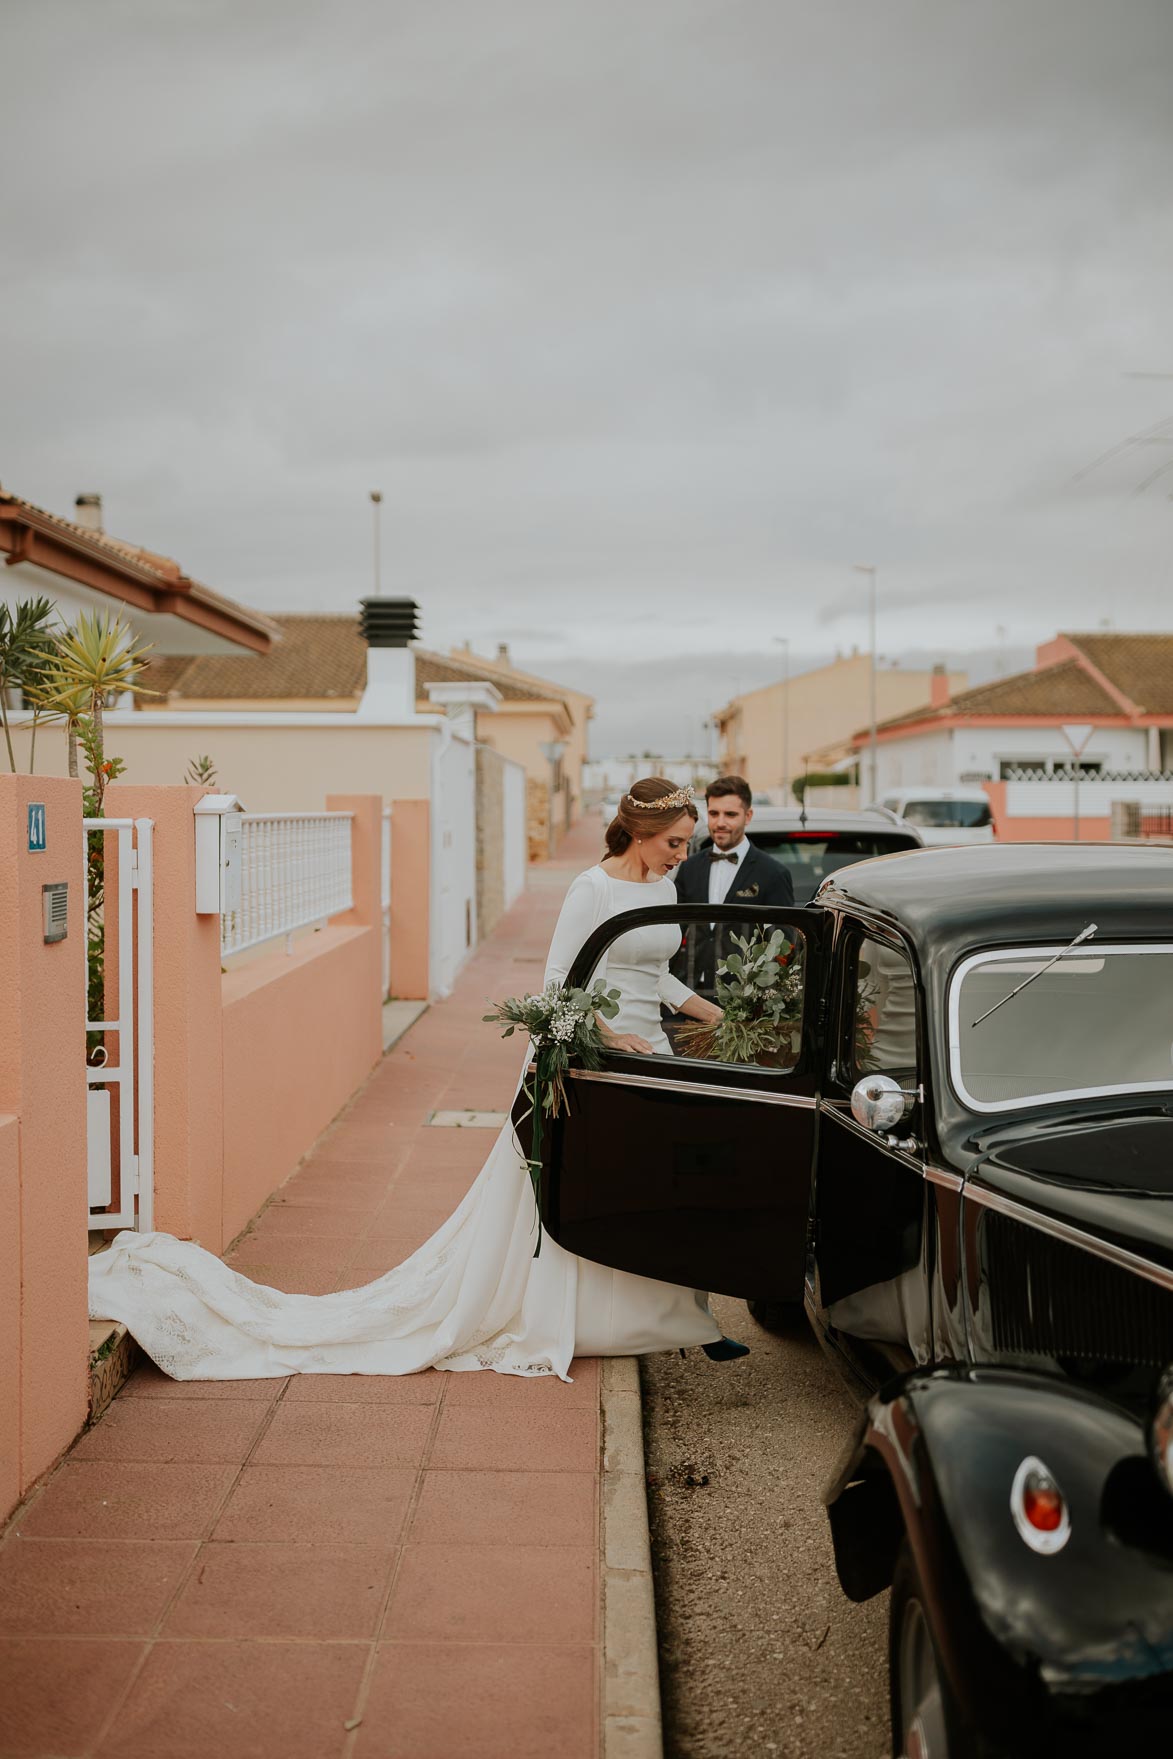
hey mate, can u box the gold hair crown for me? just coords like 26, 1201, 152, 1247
626, 784, 694, 811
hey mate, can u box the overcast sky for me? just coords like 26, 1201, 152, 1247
4, 0, 1173, 753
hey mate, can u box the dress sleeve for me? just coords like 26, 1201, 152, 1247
657, 967, 694, 1012
543, 871, 603, 990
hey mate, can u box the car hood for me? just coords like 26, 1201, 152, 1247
970, 1110, 1173, 1277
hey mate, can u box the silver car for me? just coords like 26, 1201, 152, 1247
692, 806, 924, 902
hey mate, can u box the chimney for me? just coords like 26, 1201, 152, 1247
495, 642, 511, 667
356, 597, 419, 719
75, 493, 103, 532
930, 662, 951, 709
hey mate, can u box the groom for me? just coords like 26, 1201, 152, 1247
670, 775, 794, 998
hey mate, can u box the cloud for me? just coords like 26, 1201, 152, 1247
3, 0, 1173, 754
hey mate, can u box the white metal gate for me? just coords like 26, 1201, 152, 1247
85, 817, 154, 1232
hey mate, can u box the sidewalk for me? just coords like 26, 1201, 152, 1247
0, 817, 639, 1759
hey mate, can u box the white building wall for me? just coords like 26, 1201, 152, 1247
502, 760, 528, 910
949, 724, 1147, 780
873, 729, 953, 795
429, 728, 478, 998
874, 723, 1150, 793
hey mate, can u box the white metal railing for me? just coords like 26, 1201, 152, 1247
221, 813, 354, 956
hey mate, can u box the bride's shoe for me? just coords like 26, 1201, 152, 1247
701, 1336, 751, 1361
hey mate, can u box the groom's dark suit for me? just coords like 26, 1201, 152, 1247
669, 839, 795, 998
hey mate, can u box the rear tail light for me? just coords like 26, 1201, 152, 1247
1010, 1456, 1071, 1554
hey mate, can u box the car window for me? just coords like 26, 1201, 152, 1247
851, 935, 918, 1081
748, 831, 920, 902
951, 944, 1173, 1109
580, 909, 809, 1074
901, 800, 992, 828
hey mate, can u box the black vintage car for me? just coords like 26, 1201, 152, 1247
535, 843, 1173, 1758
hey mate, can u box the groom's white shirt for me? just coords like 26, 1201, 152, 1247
707, 835, 751, 906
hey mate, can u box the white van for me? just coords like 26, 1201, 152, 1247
875, 787, 995, 847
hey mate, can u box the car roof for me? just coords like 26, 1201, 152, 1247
819, 842, 1173, 957
740, 807, 913, 834
879, 791, 991, 805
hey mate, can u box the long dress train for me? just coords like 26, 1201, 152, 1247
87, 864, 721, 1380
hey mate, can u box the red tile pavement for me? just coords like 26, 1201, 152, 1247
0, 818, 612, 1758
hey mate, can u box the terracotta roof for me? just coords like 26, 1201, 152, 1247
865, 658, 1123, 739
414, 652, 557, 705
141, 616, 363, 699
0, 485, 280, 653
140, 616, 577, 708
1062, 632, 1173, 715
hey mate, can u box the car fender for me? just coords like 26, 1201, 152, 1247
824, 1368, 1173, 1722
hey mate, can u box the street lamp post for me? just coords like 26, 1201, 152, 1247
853, 564, 878, 802
369, 491, 383, 596
773, 635, 790, 805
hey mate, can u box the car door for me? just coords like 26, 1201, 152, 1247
537, 901, 830, 1299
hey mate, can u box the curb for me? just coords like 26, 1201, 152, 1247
600, 1355, 664, 1759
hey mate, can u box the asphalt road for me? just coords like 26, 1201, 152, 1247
642, 1293, 890, 1759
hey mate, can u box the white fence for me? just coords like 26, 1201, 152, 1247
1002, 769, 1173, 823
222, 812, 354, 956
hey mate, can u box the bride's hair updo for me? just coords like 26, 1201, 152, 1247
604, 776, 699, 856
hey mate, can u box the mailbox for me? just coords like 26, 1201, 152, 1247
194, 793, 246, 915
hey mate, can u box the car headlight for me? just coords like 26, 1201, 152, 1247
1151, 1367, 1173, 1497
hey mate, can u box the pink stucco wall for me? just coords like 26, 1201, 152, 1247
0, 1115, 21, 1519
2, 781, 391, 1522
221, 922, 382, 1244
0, 776, 89, 1521
981, 781, 1111, 842
389, 798, 430, 1000
105, 784, 383, 1255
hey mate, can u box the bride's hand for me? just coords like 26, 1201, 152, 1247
603, 1030, 655, 1055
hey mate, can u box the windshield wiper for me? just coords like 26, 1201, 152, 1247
970, 923, 1098, 1029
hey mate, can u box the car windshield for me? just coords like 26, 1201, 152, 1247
748, 831, 918, 900
900, 800, 992, 828
950, 944, 1173, 1110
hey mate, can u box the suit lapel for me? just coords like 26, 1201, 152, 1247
728, 843, 764, 901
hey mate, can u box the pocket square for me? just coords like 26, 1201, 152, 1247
734, 883, 760, 898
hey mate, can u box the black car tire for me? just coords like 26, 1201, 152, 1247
889, 1540, 1006, 1759
746, 1297, 804, 1333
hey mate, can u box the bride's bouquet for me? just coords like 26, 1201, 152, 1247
484, 978, 621, 1253
674, 927, 804, 1065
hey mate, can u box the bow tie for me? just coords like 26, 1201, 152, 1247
708, 851, 739, 863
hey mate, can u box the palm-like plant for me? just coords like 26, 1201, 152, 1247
0, 596, 59, 772
33, 611, 156, 811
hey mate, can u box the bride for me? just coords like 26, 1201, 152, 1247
88, 777, 748, 1382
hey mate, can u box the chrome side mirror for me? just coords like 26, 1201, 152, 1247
851, 1073, 915, 1133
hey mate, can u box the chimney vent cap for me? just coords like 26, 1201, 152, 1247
360, 597, 419, 649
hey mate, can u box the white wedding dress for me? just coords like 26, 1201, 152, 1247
88, 865, 721, 1381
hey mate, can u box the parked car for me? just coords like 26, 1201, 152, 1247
874, 786, 996, 846
692, 805, 925, 901
527, 843, 1173, 1756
